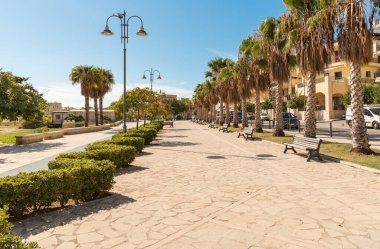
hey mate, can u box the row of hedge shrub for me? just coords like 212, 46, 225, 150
0, 120, 165, 219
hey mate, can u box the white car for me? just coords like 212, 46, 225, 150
346, 105, 380, 129
260, 113, 270, 121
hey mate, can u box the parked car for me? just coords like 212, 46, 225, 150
247, 112, 254, 120
346, 105, 380, 129
260, 113, 270, 121
275, 112, 298, 129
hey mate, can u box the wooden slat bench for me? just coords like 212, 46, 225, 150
218, 123, 228, 133
284, 136, 323, 162
238, 127, 255, 140
208, 122, 215, 128
163, 121, 174, 127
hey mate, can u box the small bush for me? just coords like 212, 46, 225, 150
176, 115, 183, 120
0, 207, 39, 248
87, 137, 144, 153
0, 159, 116, 217
75, 121, 85, 127
114, 128, 157, 145
57, 145, 136, 168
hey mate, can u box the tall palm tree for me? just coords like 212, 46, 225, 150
283, 0, 334, 138
89, 67, 102, 126
333, 0, 376, 154
259, 16, 297, 136
69, 65, 93, 127
207, 57, 231, 125
218, 60, 237, 126
98, 69, 115, 125
235, 56, 251, 127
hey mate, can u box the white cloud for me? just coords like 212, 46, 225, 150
38, 81, 194, 108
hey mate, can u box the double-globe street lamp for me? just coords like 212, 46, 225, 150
142, 68, 162, 91
101, 10, 148, 132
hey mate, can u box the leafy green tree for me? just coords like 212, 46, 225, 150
0, 70, 47, 125
342, 84, 380, 106
289, 95, 306, 110
261, 98, 274, 111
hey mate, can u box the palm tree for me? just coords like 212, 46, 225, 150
283, 0, 334, 138
98, 69, 114, 125
89, 67, 102, 126
333, 0, 376, 154
69, 65, 93, 127
234, 56, 251, 127
259, 16, 297, 136
207, 57, 231, 125
218, 60, 237, 126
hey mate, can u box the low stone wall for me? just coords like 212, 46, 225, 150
15, 133, 44, 145
43, 131, 64, 140
111, 121, 123, 127
63, 124, 111, 135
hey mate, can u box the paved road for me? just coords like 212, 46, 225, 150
260, 120, 380, 149
14, 121, 380, 249
0, 122, 142, 176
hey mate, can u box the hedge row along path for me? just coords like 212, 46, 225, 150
14, 121, 380, 249
0, 122, 140, 177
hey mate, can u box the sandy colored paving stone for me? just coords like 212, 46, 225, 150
12, 121, 380, 248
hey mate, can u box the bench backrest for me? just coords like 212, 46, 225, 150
243, 127, 254, 134
293, 136, 322, 150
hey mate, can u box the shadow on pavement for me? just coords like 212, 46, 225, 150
152, 141, 199, 147
149, 147, 276, 161
116, 165, 149, 176
164, 135, 188, 138
0, 142, 65, 154
206, 155, 226, 159
14, 193, 136, 239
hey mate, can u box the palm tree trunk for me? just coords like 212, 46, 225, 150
349, 62, 372, 154
273, 81, 285, 136
85, 95, 90, 127
242, 97, 248, 127
304, 72, 317, 138
225, 101, 230, 125
233, 101, 239, 128
213, 105, 217, 122
255, 83, 263, 132
219, 99, 224, 125
99, 97, 104, 125
94, 97, 99, 126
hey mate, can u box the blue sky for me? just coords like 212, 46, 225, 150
0, 0, 286, 108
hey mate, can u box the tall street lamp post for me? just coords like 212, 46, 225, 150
142, 68, 162, 91
101, 10, 148, 132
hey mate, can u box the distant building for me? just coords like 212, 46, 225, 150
45, 102, 63, 115
159, 90, 177, 101
69, 109, 115, 122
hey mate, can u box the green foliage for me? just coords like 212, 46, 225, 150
87, 137, 145, 153
289, 95, 306, 110
164, 98, 192, 116
0, 159, 116, 217
64, 113, 84, 122
0, 70, 48, 123
0, 207, 39, 248
342, 83, 380, 106
114, 127, 157, 145
176, 115, 183, 120
261, 98, 275, 110
57, 145, 136, 168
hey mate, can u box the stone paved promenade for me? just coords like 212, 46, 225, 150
14, 121, 380, 248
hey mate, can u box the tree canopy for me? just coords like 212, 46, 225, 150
0, 70, 47, 122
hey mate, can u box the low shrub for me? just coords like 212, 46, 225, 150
87, 137, 144, 153
75, 121, 85, 127
0, 159, 116, 217
176, 115, 183, 120
0, 207, 39, 248
57, 145, 136, 168
114, 128, 157, 145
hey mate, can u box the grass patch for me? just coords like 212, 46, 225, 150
227, 127, 242, 132
243, 131, 380, 169
0, 127, 60, 144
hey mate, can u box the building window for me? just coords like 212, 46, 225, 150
366, 71, 371, 78
55, 114, 61, 120
334, 71, 342, 80
334, 51, 341, 62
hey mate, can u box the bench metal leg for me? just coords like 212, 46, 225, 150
317, 152, 323, 161
307, 151, 313, 162
284, 145, 297, 154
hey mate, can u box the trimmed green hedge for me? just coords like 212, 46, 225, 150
0, 207, 39, 248
0, 159, 116, 218
56, 145, 136, 168
87, 137, 144, 153
114, 128, 157, 145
